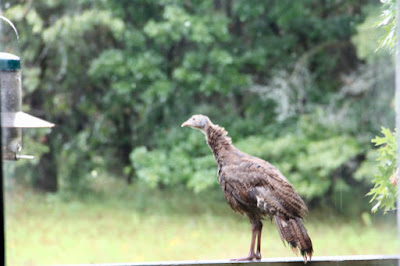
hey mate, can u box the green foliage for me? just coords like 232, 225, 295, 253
376, 0, 397, 52
367, 127, 397, 213
43, 10, 125, 44
130, 128, 217, 192
354, 150, 379, 182
2, 0, 394, 214
352, 6, 389, 62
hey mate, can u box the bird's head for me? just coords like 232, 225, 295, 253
181, 114, 211, 133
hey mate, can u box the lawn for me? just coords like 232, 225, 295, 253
5, 179, 398, 266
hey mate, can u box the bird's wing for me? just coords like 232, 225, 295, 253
224, 156, 308, 219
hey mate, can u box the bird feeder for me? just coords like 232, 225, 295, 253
0, 52, 54, 160
0, 15, 54, 160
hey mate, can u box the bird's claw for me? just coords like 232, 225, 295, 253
230, 253, 262, 261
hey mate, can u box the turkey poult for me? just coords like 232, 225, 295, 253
181, 114, 313, 263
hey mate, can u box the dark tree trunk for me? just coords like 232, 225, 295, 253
29, 45, 58, 192
35, 154, 57, 192
34, 140, 57, 192
121, 111, 135, 185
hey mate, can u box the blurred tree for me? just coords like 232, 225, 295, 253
2, 0, 395, 214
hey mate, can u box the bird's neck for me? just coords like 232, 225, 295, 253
205, 124, 234, 162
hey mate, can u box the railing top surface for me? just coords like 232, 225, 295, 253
55, 255, 400, 266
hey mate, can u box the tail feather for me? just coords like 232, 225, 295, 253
274, 216, 313, 263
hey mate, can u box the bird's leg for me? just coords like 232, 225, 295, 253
255, 221, 263, 260
230, 221, 261, 261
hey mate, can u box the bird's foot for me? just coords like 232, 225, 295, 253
230, 253, 261, 261
230, 256, 254, 262
255, 252, 262, 260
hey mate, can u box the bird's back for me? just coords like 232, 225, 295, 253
217, 148, 308, 221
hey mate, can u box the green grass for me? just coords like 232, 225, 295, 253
5, 178, 398, 266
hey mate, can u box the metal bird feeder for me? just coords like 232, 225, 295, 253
1, 17, 54, 160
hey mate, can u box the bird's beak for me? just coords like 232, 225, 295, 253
181, 120, 191, 128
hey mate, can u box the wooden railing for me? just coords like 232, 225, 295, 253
56, 255, 399, 266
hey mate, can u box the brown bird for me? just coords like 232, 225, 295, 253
182, 114, 313, 263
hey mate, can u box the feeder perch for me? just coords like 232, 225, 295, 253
0, 52, 54, 160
